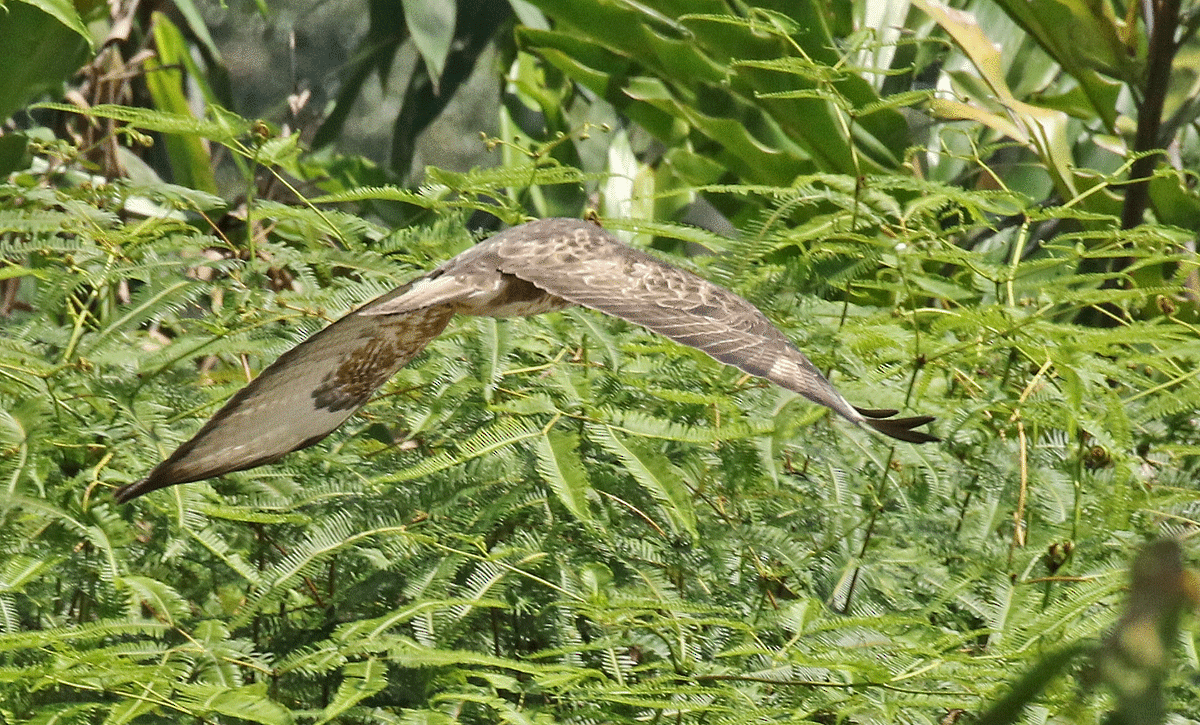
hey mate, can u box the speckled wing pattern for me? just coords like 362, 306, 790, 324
118, 217, 935, 502
113, 283, 454, 502
487, 222, 834, 399
474, 219, 936, 443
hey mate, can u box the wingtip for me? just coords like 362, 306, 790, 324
854, 407, 900, 420
112, 476, 160, 504
113, 460, 203, 503
860, 412, 939, 444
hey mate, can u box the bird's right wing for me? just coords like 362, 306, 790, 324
116, 282, 454, 502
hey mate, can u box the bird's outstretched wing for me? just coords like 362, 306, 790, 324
475, 219, 938, 443
114, 284, 454, 502
121, 218, 935, 502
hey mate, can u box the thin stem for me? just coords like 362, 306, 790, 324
1120, 0, 1183, 232
838, 446, 897, 613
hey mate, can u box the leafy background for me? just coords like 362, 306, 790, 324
1, 0, 1199, 723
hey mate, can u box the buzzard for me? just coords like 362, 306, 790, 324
115, 218, 936, 502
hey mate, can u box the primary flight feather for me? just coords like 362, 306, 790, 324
115, 218, 936, 502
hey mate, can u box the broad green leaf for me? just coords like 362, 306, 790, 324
0, 1, 89, 120
915, 0, 1078, 200
144, 13, 219, 194
989, 0, 1127, 128
0, 133, 30, 176
12, 0, 91, 46
401, 0, 456, 89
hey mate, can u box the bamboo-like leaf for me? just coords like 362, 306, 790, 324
178, 683, 293, 725
308, 185, 431, 206
26, 702, 106, 725
381, 417, 542, 483
401, 0, 455, 87
593, 424, 696, 537
534, 428, 594, 524
144, 13, 219, 194
34, 102, 248, 143
315, 657, 387, 725
0, 408, 30, 495
117, 575, 189, 625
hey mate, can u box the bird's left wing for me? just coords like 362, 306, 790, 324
115, 283, 454, 502
483, 221, 852, 407
482, 219, 937, 443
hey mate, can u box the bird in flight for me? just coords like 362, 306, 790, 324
115, 218, 936, 502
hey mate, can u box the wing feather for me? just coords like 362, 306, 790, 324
485, 219, 936, 442
486, 221, 859, 419
115, 282, 453, 502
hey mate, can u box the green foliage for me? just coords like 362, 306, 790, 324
309, 0, 513, 176
515, 0, 911, 186
1, 1, 1199, 724
0, 0, 93, 122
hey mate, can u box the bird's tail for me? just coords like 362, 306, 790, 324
855, 407, 939, 444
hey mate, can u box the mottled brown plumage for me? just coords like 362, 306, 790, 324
115, 218, 935, 502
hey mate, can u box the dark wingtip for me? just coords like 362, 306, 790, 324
113, 472, 171, 503
858, 411, 940, 444
113, 458, 208, 503
112, 479, 150, 504
854, 407, 900, 419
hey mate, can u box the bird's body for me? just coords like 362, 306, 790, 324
115, 218, 935, 503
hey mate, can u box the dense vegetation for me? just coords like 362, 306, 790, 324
1, 1, 1198, 723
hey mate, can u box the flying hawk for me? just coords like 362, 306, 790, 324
115, 218, 936, 502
